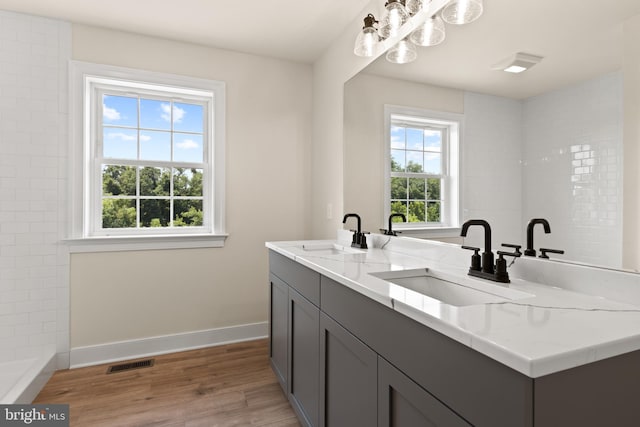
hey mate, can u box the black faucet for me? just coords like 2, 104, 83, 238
460, 219, 493, 274
343, 213, 368, 249
524, 218, 551, 257
381, 213, 406, 236
460, 219, 521, 283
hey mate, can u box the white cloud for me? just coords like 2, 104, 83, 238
176, 139, 199, 150
140, 134, 151, 142
161, 103, 186, 123
107, 132, 136, 141
103, 104, 121, 121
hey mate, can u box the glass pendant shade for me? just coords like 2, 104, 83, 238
354, 14, 379, 57
441, 0, 483, 25
386, 38, 417, 64
354, 26, 379, 57
409, 14, 445, 46
378, 0, 410, 39
405, 0, 428, 16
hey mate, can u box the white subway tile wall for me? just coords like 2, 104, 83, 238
463, 74, 623, 268
463, 92, 524, 248
0, 11, 70, 366
523, 72, 623, 268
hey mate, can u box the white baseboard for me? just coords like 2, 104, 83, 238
69, 322, 268, 369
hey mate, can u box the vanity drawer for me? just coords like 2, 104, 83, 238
269, 250, 320, 306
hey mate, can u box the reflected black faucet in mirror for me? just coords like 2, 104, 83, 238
524, 218, 550, 257
343, 213, 368, 249
523, 218, 565, 259
539, 248, 565, 259
381, 213, 406, 236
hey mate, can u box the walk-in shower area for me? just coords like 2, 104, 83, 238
0, 11, 71, 403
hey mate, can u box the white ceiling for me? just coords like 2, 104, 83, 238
0, 0, 639, 99
364, 0, 640, 99
0, 0, 371, 63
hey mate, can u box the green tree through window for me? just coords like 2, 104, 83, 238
390, 156, 442, 223
102, 166, 204, 228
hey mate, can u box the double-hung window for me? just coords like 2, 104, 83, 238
69, 62, 226, 251
385, 106, 461, 233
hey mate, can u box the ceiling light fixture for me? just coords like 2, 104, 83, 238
354, 14, 380, 57
492, 52, 544, 73
441, 0, 483, 25
378, 0, 410, 39
354, 0, 482, 62
386, 38, 418, 64
409, 14, 446, 47
405, 0, 428, 15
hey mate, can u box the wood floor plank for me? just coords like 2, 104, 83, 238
34, 339, 300, 427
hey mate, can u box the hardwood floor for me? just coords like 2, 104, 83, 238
34, 339, 300, 427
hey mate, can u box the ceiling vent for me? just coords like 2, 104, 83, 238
492, 52, 544, 73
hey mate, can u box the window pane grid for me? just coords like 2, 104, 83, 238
102, 93, 205, 162
101, 163, 204, 229
390, 121, 445, 224
99, 88, 207, 231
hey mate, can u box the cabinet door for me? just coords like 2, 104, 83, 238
378, 357, 471, 427
289, 288, 320, 427
320, 312, 377, 427
269, 274, 288, 392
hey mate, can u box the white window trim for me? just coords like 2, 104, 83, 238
384, 105, 463, 238
67, 61, 227, 252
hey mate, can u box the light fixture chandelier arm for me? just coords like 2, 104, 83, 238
353, 0, 483, 63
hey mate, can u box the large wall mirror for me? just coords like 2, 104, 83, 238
343, 0, 640, 270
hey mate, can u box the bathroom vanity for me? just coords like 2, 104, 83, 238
266, 233, 640, 427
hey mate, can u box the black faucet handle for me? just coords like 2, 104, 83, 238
462, 246, 481, 271
359, 232, 369, 249
539, 248, 564, 259
501, 243, 522, 256
381, 229, 401, 236
497, 250, 521, 258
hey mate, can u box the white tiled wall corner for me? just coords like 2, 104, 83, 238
463, 74, 623, 268
0, 10, 70, 367
463, 92, 523, 249
522, 72, 623, 268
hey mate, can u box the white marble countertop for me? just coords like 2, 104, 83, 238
266, 233, 640, 378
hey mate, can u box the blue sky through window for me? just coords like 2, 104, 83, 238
390, 125, 442, 173
103, 95, 204, 162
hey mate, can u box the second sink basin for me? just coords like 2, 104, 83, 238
301, 242, 365, 256
370, 268, 534, 307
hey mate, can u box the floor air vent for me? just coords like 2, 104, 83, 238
106, 358, 155, 374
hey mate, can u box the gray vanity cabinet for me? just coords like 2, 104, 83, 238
378, 357, 471, 427
320, 274, 533, 427
319, 312, 377, 427
268, 273, 288, 391
269, 251, 321, 427
288, 287, 320, 427
269, 249, 640, 426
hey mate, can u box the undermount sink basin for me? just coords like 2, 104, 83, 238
370, 268, 534, 307
301, 242, 365, 256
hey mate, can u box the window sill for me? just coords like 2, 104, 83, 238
64, 233, 228, 253
388, 227, 461, 239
